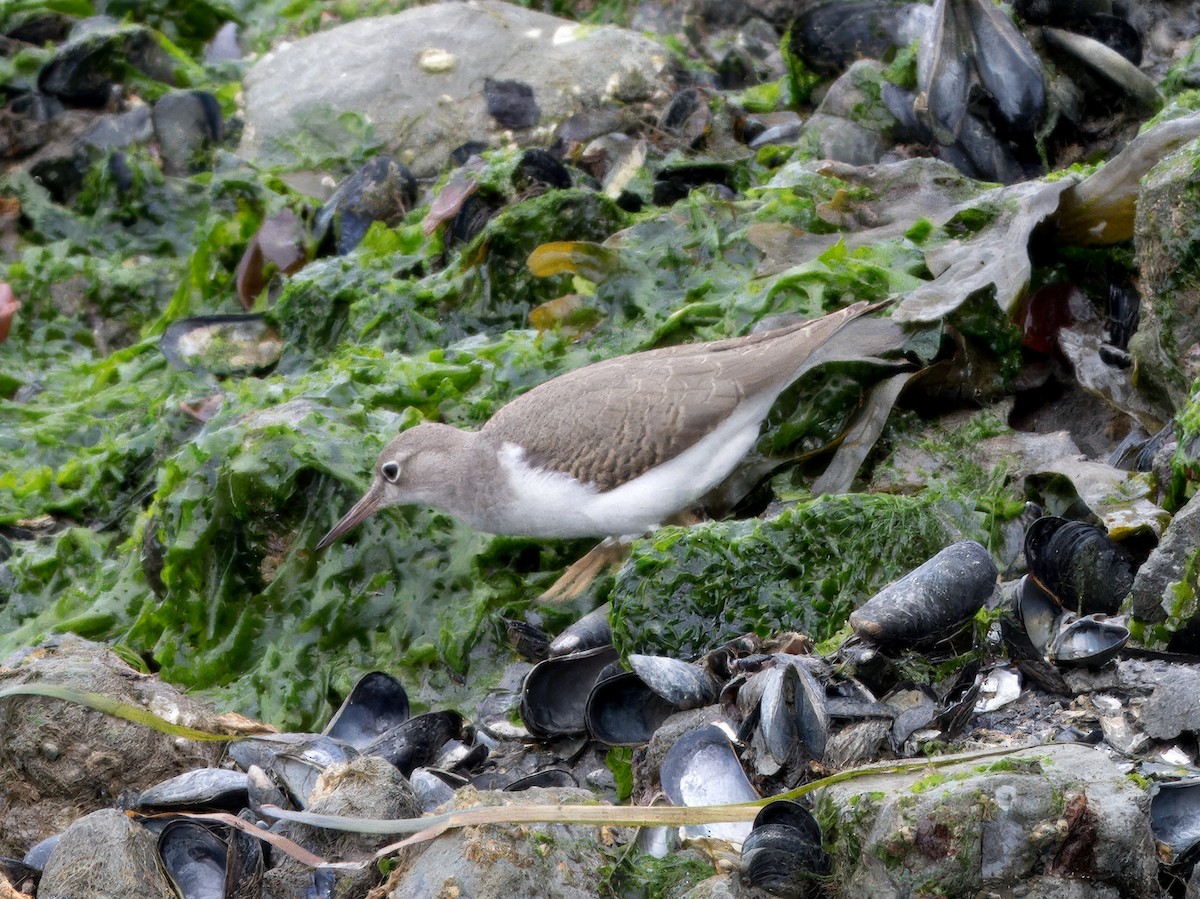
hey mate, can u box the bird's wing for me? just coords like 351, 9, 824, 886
482, 302, 878, 491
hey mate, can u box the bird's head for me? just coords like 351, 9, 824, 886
315, 423, 468, 550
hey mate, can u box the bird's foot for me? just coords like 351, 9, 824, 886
537, 536, 634, 603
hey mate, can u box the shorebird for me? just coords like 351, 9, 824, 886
316, 300, 889, 593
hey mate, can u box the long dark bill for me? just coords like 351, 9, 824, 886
315, 483, 386, 551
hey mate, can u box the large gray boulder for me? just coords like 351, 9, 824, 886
239, 0, 673, 181
814, 743, 1158, 898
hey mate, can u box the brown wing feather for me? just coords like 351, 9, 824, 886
480, 302, 881, 491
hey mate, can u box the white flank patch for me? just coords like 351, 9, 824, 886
493, 391, 776, 538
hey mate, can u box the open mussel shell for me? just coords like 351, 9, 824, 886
1045, 614, 1129, 668
586, 655, 717, 745
585, 671, 677, 746
661, 724, 757, 846
521, 645, 619, 739
849, 540, 998, 647
157, 820, 228, 899
228, 733, 354, 808
363, 710, 464, 777
1014, 574, 1060, 657
134, 767, 249, 812
1150, 779, 1200, 867
741, 800, 831, 898
160, 314, 282, 377
1024, 516, 1134, 615
322, 670, 410, 749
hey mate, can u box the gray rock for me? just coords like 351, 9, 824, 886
799, 60, 895, 167
380, 786, 608, 898
1129, 490, 1200, 641
239, 0, 673, 180
1133, 664, 1200, 741
0, 636, 224, 858
37, 809, 174, 899
814, 743, 1158, 898
1132, 135, 1200, 410
264, 755, 422, 899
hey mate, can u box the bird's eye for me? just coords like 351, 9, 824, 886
381, 461, 400, 482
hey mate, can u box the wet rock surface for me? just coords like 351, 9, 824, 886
238, 0, 673, 180
817, 744, 1157, 898
378, 787, 609, 898
0, 636, 225, 857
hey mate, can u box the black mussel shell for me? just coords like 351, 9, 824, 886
505, 618, 551, 662
0, 857, 38, 893
791, 661, 830, 760
1150, 779, 1200, 867
652, 161, 733, 205
411, 768, 458, 810
521, 645, 619, 739
228, 733, 354, 809
160, 314, 282, 377
791, 0, 916, 77
849, 541, 998, 647
484, 77, 540, 130
741, 800, 831, 898
513, 148, 571, 191
504, 768, 579, 791
1074, 13, 1142, 66
757, 666, 798, 764
22, 833, 60, 870
548, 603, 612, 657
1025, 516, 1134, 615
158, 820, 228, 899
314, 155, 419, 255
585, 670, 677, 746
363, 710, 464, 777
966, 0, 1044, 136
322, 670, 411, 749
135, 767, 249, 812
1046, 614, 1129, 668
629, 654, 719, 709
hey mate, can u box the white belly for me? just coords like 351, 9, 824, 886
489, 396, 774, 538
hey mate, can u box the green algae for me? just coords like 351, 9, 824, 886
609, 492, 987, 659
0, 1, 1134, 734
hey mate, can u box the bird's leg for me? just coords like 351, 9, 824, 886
537, 536, 634, 603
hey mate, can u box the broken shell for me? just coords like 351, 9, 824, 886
1150, 778, 1200, 866
322, 670, 411, 750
